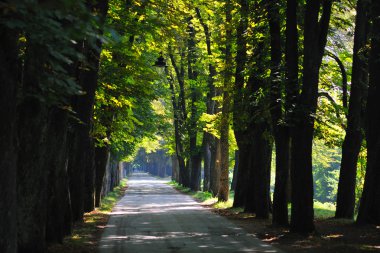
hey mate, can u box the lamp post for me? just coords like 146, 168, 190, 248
153, 52, 168, 75
153, 52, 180, 182
153, 53, 167, 68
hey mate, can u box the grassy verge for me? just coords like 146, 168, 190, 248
48, 178, 128, 253
168, 181, 336, 219
168, 181, 241, 211
313, 201, 336, 219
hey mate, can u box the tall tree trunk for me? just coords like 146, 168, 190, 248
218, 0, 233, 202
95, 145, 110, 207
187, 17, 201, 191
0, 26, 19, 253
232, 0, 249, 208
273, 129, 291, 224
68, 0, 109, 220
336, 0, 369, 219
233, 143, 251, 207
45, 108, 72, 243
168, 51, 187, 186
284, 0, 299, 212
251, 125, 273, 218
210, 138, 221, 196
244, 73, 272, 219
326, 51, 349, 110
357, 0, 380, 225
291, 0, 332, 233
84, 138, 96, 212
244, 144, 256, 213
202, 134, 212, 191
17, 43, 49, 253
267, 0, 290, 226
195, 7, 216, 193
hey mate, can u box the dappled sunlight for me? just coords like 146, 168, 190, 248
99, 173, 284, 252
100, 231, 282, 252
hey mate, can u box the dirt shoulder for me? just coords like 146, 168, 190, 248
211, 208, 380, 253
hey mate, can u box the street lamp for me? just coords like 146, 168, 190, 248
153, 52, 168, 77
154, 52, 167, 67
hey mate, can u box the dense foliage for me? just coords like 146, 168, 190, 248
1, 0, 380, 252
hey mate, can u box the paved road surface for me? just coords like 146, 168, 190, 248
99, 173, 283, 253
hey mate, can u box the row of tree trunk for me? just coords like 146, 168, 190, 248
0, 1, 132, 252
169, 0, 380, 233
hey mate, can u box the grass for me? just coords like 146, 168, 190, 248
48, 178, 128, 253
314, 201, 336, 219
168, 181, 235, 209
168, 181, 337, 220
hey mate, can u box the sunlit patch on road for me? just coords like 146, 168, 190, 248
99, 173, 284, 253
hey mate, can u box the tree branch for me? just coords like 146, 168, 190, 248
318, 91, 346, 129
326, 50, 348, 111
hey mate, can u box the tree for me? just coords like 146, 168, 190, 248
0, 19, 19, 253
67, 0, 109, 221
267, 0, 291, 226
187, 17, 202, 192
218, 0, 233, 202
336, 0, 369, 219
169, 48, 190, 187
290, 0, 332, 233
195, 7, 217, 193
357, 0, 380, 225
232, 0, 250, 208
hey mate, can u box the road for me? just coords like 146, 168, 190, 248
99, 173, 283, 253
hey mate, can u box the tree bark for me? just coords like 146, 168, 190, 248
232, 0, 249, 208
195, 7, 216, 193
267, 0, 290, 226
291, 0, 332, 233
273, 128, 290, 225
251, 125, 273, 218
357, 0, 380, 225
244, 144, 256, 213
244, 97, 272, 217
45, 108, 72, 243
233, 143, 251, 207
187, 17, 202, 191
95, 145, 110, 207
218, 0, 233, 202
0, 25, 19, 253
17, 43, 49, 253
202, 134, 212, 191
336, 0, 369, 219
168, 51, 188, 186
284, 0, 299, 213
68, 0, 109, 220
210, 138, 221, 196
326, 51, 349, 110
